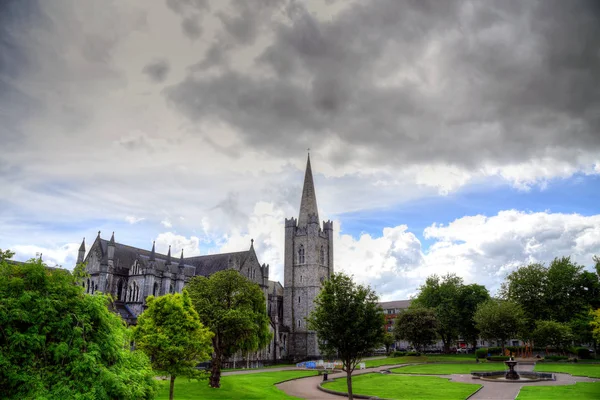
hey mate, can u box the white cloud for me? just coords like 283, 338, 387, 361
12, 242, 80, 269
161, 219, 173, 228
125, 216, 145, 224
154, 232, 201, 257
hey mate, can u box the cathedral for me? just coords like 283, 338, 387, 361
79, 155, 333, 361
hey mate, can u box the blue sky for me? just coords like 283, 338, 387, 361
1, 0, 599, 300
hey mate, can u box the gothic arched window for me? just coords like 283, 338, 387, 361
153, 282, 158, 296
298, 245, 305, 264
320, 246, 325, 265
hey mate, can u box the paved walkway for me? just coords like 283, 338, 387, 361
275, 362, 599, 400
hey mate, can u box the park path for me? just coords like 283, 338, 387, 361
276, 361, 599, 400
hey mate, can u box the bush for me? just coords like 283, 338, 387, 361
544, 355, 569, 362
406, 351, 421, 356
573, 347, 593, 359
391, 351, 406, 357
486, 347, 502, 355
475, 348, 488, 359
487, 356, 510, 361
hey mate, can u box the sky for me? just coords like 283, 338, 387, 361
1, 0, 599, 301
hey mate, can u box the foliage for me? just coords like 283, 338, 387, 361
543, 355, 569, 362
134, 292, 213, 400
531, 320, 573, 350
475, 348, 487, 359
0, 248, 15, 263
322, 373, 481, 400
0, 255, 156, 400
473, 299, 525, 352
571, 347, 593, 359
155, 370, 318, 400
412, 274, 462, 353
591, 308, 600, 343
393, 307, 438, 353
307, 272, 384, 400
517, 382, 600, 400
382, 332, 395, 355
186, 269, 272, 388
457, 284, 491, 348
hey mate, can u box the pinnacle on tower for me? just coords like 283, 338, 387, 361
149, 241, 156, 261
178, 249, 184, 267
109, 232, 115, 245
79, 237, 86, 252
298, 153, 320, 227
166, 245, 172, 265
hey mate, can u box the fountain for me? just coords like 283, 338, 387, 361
470, 356, 555, 382
504, 357, 520, 380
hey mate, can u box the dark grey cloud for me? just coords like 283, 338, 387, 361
143, 59, 170, 82
181, 16, 202, 40
166, 0, 600, 170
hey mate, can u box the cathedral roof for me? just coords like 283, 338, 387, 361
298, 154, 320, 227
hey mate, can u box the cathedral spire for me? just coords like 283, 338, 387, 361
298, 153, 319, 227
149, 241, 156, 261
166, 245, 171, 265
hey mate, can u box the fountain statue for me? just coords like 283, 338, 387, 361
504, 357, 520, 380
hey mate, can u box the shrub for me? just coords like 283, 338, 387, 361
544, 355, 569, 362
392, 351, 406, 357
486, 356, 510, 361
573, 347, 592, 359
486, 347, 502, 355
475, 348, 488, 359
406, 352, 421, 356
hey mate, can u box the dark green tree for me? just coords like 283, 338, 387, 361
134, 292, 213, 400
393, 307, 438, 353
412, 274, 462, 353
457, 284, 490, 350
474, 299, 525, 354
531, 320, 573, 351
0, 253, 156, 400
499, 263, 548, 330
307, 273, 384, 400
383, 332, 395, 355
186, 269, 271, 388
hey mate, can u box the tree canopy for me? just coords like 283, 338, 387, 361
474, 299, 525, 353
186, 269, 271, 388
531, 320, 573, 351
393, 307, 438, 353
0, 252, 156, 400
307, 272, 384, 400
134, 292, 213, 400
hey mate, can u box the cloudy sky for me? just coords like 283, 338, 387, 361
1, 0, 599, 300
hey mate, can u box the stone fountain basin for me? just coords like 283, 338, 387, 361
471, 371, 555, 382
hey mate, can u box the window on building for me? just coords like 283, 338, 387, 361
320, 246, 324, 264
298, 296, 301, 304
297, 319, 301, 328
298, 245, 305, 264
153, 282, 158, 296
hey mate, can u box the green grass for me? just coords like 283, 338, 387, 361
534, 363, 600, 378
323, 373, 481, 399
156, 370, 317, 399
364, 354, 477, 368
223, 363, 296, 372
390, 362, 506, 375
516, 382, 600, 399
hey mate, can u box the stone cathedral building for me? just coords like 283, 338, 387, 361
79, 155, 332, 361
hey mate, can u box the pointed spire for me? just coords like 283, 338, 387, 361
79, 237, 86, 252
298, 153, 319, 227
166, 245, 172, 264
109, 232, 115, 245
149, 241, 156, 261
250, 238, 254, 248
178, 249, 184, 267
97, 231, 101, 239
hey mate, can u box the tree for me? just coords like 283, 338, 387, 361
393, 307, 438, 353
412, 274, 462, 353
531, 320, 573, 351
134, 292, 213, 400
457, 284, 490, 350
474, 299, 525, 353
591, 308, 600, 343
383, 332, 395, 355
186, 269, 272, 388
0, 254, 156, 400
307, 273, 384, 400
499, 263, 549, 328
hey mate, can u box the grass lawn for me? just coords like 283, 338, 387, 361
365, 354, 477, 368
323, 373, 481, 399
156, 370, 317, 400
534, 363, 600, 378
223, 363, 296, 372
390, 362, 506, 375
516, 382, 600, 399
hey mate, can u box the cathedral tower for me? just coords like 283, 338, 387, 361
283, 154, 333, 359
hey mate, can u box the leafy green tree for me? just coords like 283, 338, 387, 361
474, 299, 525, 353
134, 292, 213, 400
186, 269, 271, 388
457, 284, 490, 350
499, 263, 548, 329
531, 320, 573, 351
307, 273, 384, 400
383, 332, 395, 355
570, 309, 595, 346
0, 254, 156, 400
412, 273, 462, 353
393, 307, 438, 353
591, 308, 600, 343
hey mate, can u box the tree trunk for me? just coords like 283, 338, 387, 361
210, 354, 222, 388
346, 370, 353, 400
169, 375, 176, 400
